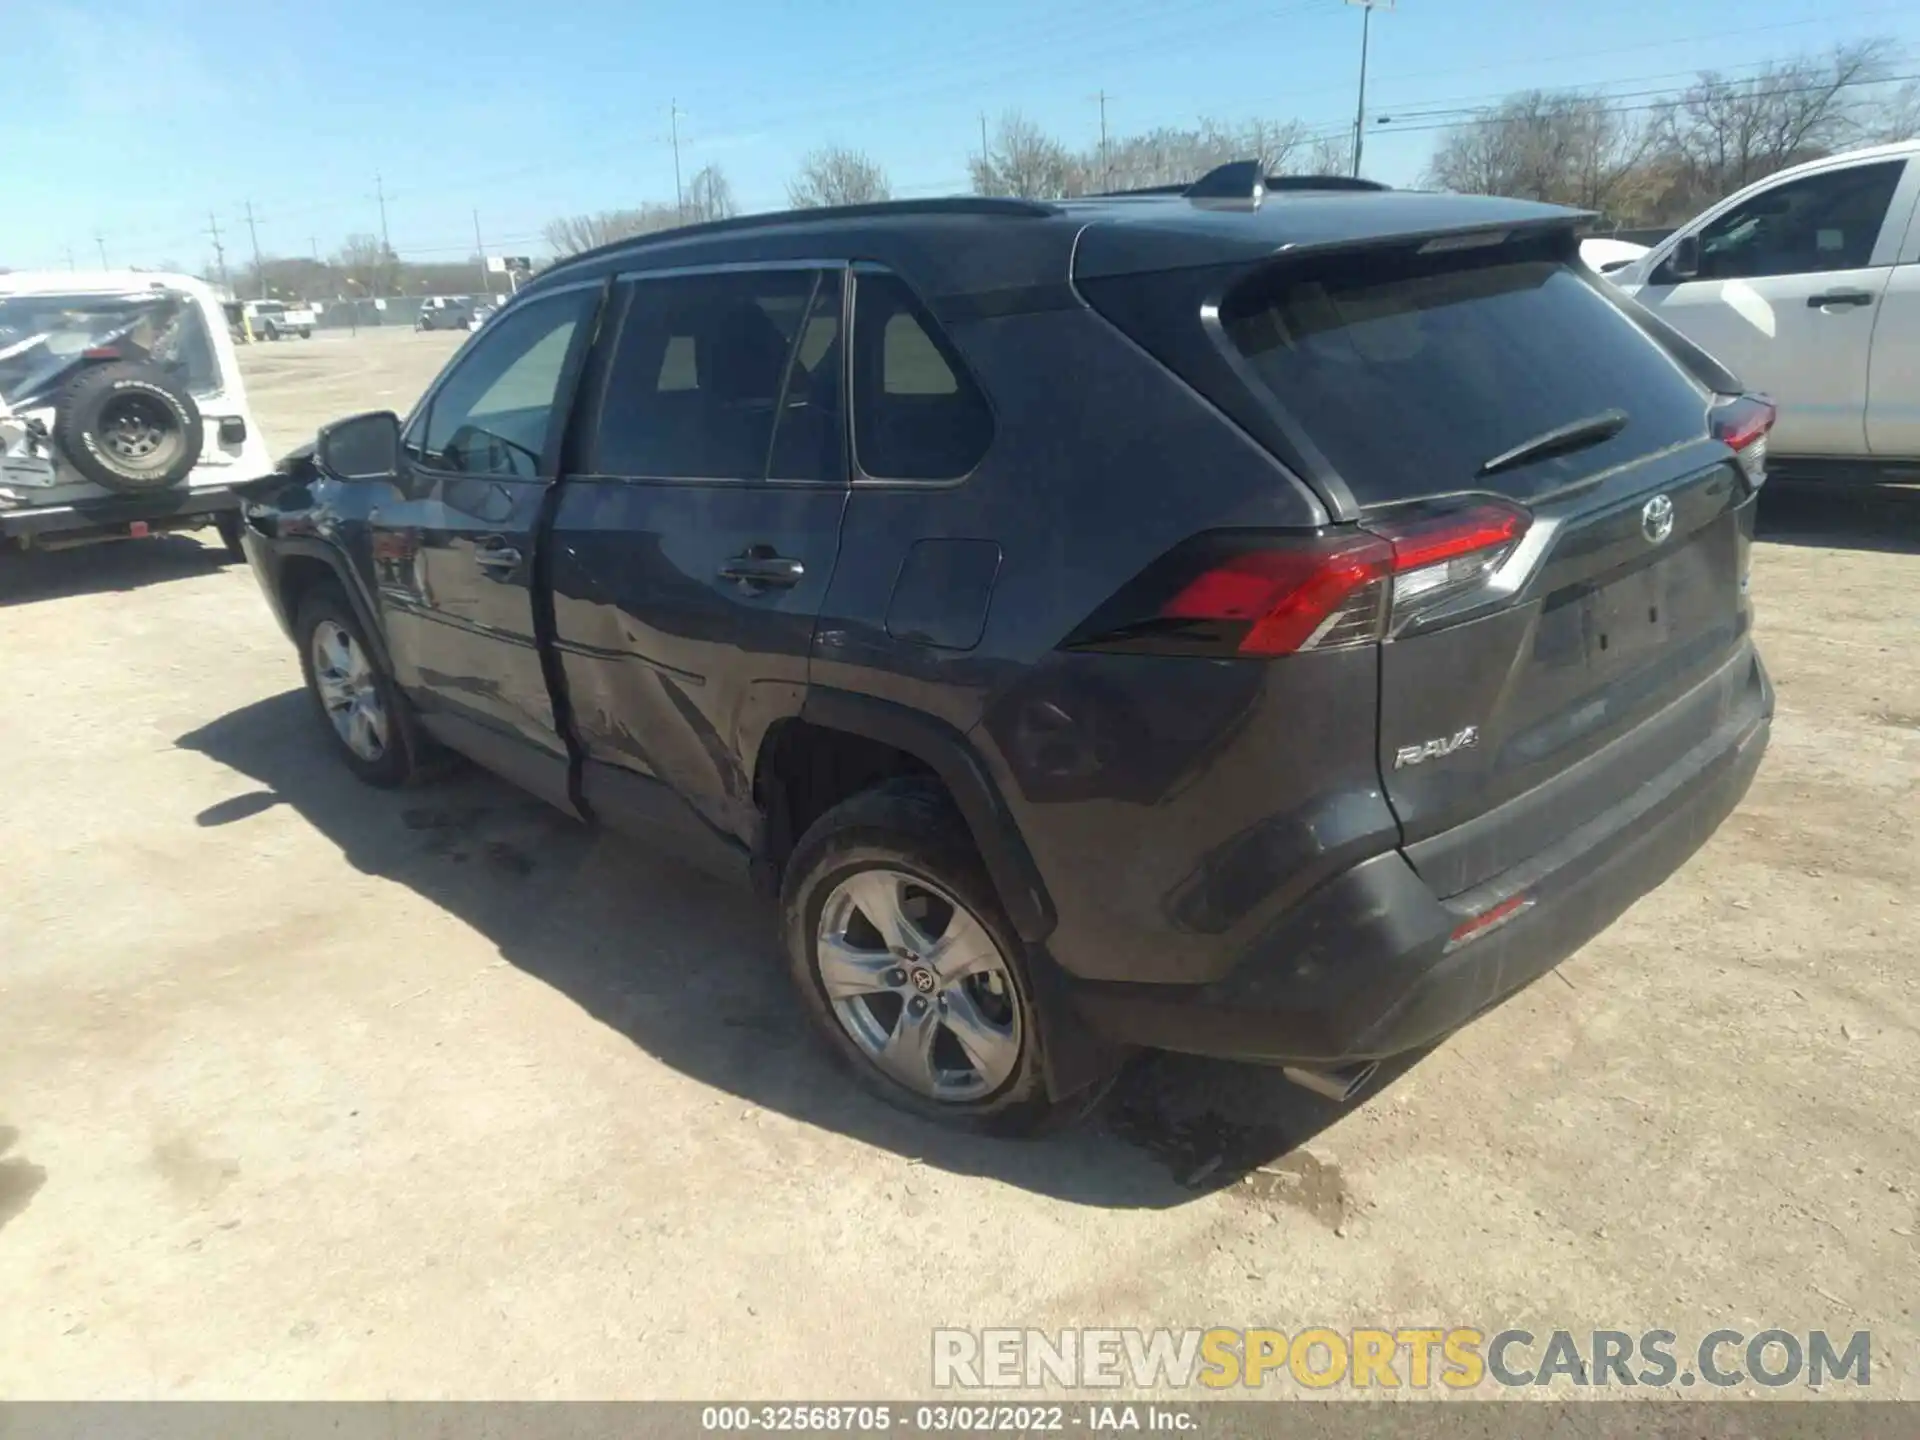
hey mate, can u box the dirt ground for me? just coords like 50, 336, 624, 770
1, 327, 1915, 1400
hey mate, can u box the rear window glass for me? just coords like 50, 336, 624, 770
1220, 241, 1709, 502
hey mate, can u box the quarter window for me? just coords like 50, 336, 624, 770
851, 271, 992, 480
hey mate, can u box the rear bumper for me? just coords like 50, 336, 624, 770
1066, 651, 1771, 1066
0, 486, 242, 545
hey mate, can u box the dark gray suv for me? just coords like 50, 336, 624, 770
238, 163, 1774, 1132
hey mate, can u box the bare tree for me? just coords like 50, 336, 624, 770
787, 147, 893, 208
1870, 79, 1920, 143
1090, 117, 1317, 192
332, 233, 401, 297
685, 164, 738, 224
1303, 134, 1353, 177
970, 112, 1085, 199
541, 205, 684, 257
1660, 40, 1897, 210
1426, 90, 1661, 220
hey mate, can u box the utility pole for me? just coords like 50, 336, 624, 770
979, 111, 991, 185
374, 172, 392, 257
1345, 0, 1393, 180
1096, 90, 1111, 191
94, 233, 108, 268
64, 244, 76, 272
473, 209, 489, 294
243, 200, 264, 298
668, 100, 685, 218
205, 213, 228, 289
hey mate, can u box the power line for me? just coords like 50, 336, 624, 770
1375, 68, 1920, 137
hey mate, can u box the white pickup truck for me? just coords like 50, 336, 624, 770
243, 298, 316, 341
1605, 140, 1920, 485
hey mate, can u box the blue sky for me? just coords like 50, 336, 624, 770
4, 0, 1917, 273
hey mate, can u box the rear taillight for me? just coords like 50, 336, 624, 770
1712, 394, 1776, 486
1065, 501, 1530, 658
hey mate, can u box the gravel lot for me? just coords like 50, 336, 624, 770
1, 327, 1915, 1400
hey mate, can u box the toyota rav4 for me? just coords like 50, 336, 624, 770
236, 165, 1773, 1132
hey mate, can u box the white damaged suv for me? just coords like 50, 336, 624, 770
0, 271, 274, 555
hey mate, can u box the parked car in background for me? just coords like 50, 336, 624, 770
0, 271, 272, 554
243, 298, 316, 340
1603, 140, 1920, 485
467, 301, 498, 331
415, 297, 474, 331
237, 168, 1773, 1131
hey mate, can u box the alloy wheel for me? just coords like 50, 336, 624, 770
816, 868, 1022, 1103
311, 620, 389, 762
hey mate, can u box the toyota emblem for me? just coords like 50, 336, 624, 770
1641, 494, 1674, 545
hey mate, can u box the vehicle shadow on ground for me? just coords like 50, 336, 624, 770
0, 536, 230, 608
1756, 481, 1920, 553
178, 689, 1424, 1213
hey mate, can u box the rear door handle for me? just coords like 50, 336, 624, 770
1807, 290, 1876, 309
718, 552, 805, 588
474, 543, 522, 571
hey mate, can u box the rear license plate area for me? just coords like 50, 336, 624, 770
1584, 535, 1727, 677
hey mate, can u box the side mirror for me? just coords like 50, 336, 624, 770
316, 410, 401, 480
1667, 233, 1702, 282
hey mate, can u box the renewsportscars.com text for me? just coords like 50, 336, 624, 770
931, 1327, 1872, 1392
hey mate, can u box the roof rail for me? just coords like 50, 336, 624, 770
543, 195, 1057, 274
1089, 162, 1393, 206
1264, 174, 1392, 192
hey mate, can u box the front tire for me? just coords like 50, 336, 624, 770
294, 583, 426, 787
780, 779, 1078, 1135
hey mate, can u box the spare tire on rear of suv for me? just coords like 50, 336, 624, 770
53, 362, 204, 494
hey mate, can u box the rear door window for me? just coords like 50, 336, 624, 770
592, 269, 843, 483
851, 271, 992, 480
1219, 239, 1711, 504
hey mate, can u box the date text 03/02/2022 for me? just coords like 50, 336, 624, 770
700, 1404, 1194, 1431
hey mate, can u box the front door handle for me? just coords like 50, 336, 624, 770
474, 544, 522, 572
1807, 289, 1876, 309
718, 551, 805, 588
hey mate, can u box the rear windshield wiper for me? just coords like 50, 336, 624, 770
1478, 408, 1629, 477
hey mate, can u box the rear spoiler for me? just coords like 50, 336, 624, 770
1094, 160, 1393, 205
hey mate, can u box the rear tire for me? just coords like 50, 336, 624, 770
780, 778, 1089, 1136
299, 328, 312, 339
293, 583, 428, 788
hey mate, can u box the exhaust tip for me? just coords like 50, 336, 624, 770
1281, 1061, 1380, 1104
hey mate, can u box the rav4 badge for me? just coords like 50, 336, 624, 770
1394, 725, 1480, 769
